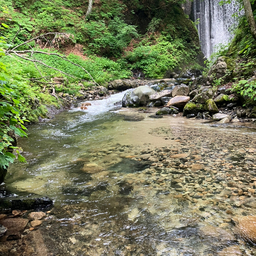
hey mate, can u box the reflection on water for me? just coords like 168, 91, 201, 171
4, 94, 256, 255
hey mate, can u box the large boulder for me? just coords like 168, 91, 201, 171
166, 96, 190, 108
172, 84, 189, 97
122, 86, 156, 107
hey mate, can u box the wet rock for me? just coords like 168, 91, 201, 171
149, 90, 172, 101
183, 102, 205, 116
205, 99, 219, 114
0, 224, 7, 237
199, 225, 235, 243
192, 90, 213, 104
122, 86, 156, 107
172, 84, 189, 97
212, 113, 230, 121
166, 96, 190, 108
233, 216, 256, 243
218, 245, 242, 256
0, 197, 53, 212
30, 220, 42, 228
214, 94, 229, 105
82, 163, 104, 173
0, 218, 29, 241
156, 107, 179, 115
28, 212, 46, 220
219, 116, 232, 124
118, 181, 133, 195
128, 208, 140, 222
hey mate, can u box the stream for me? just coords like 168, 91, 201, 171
3, 91, 256, 255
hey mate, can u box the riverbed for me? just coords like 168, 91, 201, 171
3, 92, 256, 255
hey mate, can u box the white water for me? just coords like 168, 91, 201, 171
70, 90, 129, 121
193, 0, 243, 58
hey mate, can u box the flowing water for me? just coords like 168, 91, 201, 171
3, 92, 256, 255
193, 0, 243, 58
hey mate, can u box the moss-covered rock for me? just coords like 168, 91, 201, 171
183, 102, 205, 116
156, 107, 179, 115
206, 99, 219, 114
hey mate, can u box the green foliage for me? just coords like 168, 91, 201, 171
125, 36, 196, 78
0, 38, 27, 169
82, 17, 139, 57
232, 79, 256, 104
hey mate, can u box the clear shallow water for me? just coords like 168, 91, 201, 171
4, 93, 256, 255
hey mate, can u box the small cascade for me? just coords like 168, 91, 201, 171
71, 90, 129, 122
193, 0, 243, 58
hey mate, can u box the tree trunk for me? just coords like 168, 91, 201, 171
243, 0, 256, 40
86, 0, 93, 18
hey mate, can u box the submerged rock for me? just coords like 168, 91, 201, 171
233, 216, 256, 243
218, 245, 242, 256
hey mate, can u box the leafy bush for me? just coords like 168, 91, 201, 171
125, 36, 194, 78
232, 79, 256, 104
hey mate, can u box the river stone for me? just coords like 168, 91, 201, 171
219, 116, 232, 123
29, 212, 46, 220
205, 99, 219, 114
172, 84, 189, 97
218, 245, 242, 256
128, 208, 140, 222
149, 90, 172, 101
213, 113, 230, 121
214, 94, 229, 104
199, 225, 235, 243
156, 107, 179, 115
30, 220, 43, 228
183, 102, 204, 116
122, 86, 156, 107
0, 218, 29, 240
166, 96, 190, 107
82, 163, 104, 173
192, 91, 211, 104
233, 216, 256, 243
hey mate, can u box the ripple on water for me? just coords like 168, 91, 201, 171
4, 105, 256, 255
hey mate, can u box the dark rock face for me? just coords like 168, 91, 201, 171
0, 197, 53, 212
0, 167, 7, 185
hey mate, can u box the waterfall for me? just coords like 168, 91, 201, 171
193, 0, 243, 58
